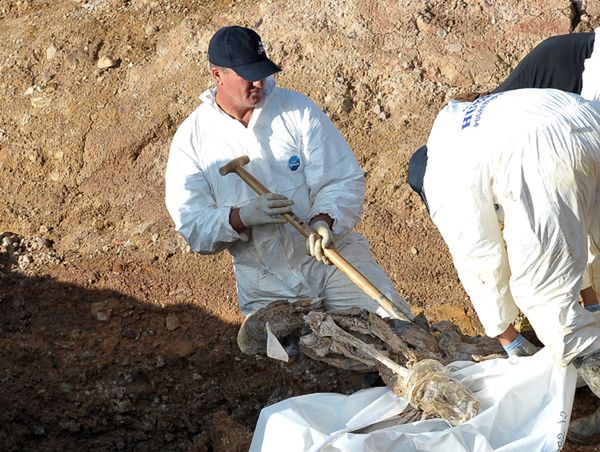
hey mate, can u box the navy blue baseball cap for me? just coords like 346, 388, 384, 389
208, 26, 281, 82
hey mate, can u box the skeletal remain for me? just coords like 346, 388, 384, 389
307, 313, 410, 378
303, 312, 480, 425
299, 308, 503, 367
237, 298, 322, 355
405, 359, 479, 425
351, 406, 423, 433
237, 301, 504, 424
432, 320, 505, 362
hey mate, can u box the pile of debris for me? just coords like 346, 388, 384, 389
0, 231, 61, 275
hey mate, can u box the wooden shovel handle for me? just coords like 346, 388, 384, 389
219, 157, 411, 322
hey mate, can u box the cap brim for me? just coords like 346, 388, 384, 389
233, 59, 281, 82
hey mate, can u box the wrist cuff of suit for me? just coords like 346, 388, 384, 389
309, 213, 334, 229
585, 303, 600, 313
503, 333, 525, 352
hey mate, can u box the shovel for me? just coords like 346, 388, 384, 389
220, 156, 480, 425
219, 155, 411, 322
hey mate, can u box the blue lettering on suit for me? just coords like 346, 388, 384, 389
461, 93, 500, 129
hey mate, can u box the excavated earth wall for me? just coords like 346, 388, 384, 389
0, 0, 598, 450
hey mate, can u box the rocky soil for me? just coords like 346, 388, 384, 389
2, 0, 600, 450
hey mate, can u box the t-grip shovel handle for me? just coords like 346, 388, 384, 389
219, 155, 411, 322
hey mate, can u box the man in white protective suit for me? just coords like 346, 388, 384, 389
165, 26, 412, 339
422, 88, 600, 445
410, 27, 600, 361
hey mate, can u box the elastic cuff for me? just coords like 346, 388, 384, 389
503, 333, 525, 352
229, 207, 247, 233
309, 213, 334, 229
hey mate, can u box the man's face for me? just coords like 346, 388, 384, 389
213, 67, 265, 111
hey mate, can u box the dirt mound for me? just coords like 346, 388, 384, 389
1, 0, 599, 450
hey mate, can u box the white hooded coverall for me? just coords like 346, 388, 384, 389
424, 89, 600, 366
165, 77, 410, 318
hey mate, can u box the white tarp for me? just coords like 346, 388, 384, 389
250, 348, 577, 452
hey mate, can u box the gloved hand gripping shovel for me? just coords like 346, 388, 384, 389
219, 155, 411, 322
219, 156, 480, 425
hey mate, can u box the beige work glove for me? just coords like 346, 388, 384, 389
239, 193, 293, 228
307, 220, 334, 265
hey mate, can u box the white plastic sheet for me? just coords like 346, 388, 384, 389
250, 348, 577, 452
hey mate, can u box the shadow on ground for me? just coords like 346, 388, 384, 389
0, 264, 378, 451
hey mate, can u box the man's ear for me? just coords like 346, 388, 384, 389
211, 67, 222, 85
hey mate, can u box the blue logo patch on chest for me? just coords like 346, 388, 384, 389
288, 155, 301, 171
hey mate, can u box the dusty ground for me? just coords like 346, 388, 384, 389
2, 0, 600, 450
